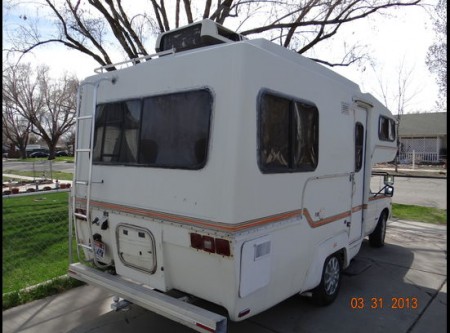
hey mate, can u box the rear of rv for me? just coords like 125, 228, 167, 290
68, 19, 398, 333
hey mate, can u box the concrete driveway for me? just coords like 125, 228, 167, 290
3, 219, 446, 333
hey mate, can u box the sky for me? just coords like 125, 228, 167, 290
330, 3, 441, 114
2, 1, 442, 115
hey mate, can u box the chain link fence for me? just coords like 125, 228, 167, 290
30, 159, 56, 182
2, 191, 75, 297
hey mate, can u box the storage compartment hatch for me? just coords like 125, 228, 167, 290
116, 224, 157, 274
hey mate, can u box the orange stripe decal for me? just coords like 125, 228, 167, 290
369, 195, 390, 201
74, 198, 383, 233
302, 209, 352, 228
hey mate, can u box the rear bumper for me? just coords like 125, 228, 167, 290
68, 263, 227, 333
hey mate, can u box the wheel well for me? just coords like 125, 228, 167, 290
334, 248, 346, 269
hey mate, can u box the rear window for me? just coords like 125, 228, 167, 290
140, 90, 211, 168
93, 89, 212, 169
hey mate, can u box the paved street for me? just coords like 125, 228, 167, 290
3, 219, 447, 333
2, 160, 75, 174
392, 177, 446, 209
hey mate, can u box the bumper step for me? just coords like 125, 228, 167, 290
68, 263, 227, 333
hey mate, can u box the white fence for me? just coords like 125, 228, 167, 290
399, 137, 446, 164
398, 152, 440, 164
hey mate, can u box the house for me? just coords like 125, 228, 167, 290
397, 112, 447, 164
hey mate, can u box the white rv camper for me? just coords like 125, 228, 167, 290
68, 19, 397, 333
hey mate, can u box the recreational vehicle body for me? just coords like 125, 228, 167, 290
68, 19, 397, 333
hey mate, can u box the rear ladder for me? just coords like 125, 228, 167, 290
69, 77, 113, 268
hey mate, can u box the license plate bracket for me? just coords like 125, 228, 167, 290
93, 240, 106, 260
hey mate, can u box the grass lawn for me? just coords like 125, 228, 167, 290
2, 192, 75, 294
392, 203, 447, 224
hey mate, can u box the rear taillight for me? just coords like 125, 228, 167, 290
190, 233, 231, 257
215, 238, 230, 256
190, 233, 203, 249
202, 236, 215, 253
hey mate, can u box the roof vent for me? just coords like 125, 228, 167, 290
155, 19, 247, 53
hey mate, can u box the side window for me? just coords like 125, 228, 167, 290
259, 92, 319, 173
355, 122, 364, 172
260, 94, 290, 170
379, 116, 396, 142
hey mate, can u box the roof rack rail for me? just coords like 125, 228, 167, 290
94, 48, 176, 73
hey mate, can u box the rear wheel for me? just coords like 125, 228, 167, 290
311, 254, 342, 306
369, 211, 387, 248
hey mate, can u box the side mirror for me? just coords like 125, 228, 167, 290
384, 174, 394, 186
384, 185, 394, 197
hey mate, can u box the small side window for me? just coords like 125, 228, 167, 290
355, 122, 364, 172
379, 116, 396, 142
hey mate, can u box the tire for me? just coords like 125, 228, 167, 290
311, 254, 342, 306
369, 211, 387, 248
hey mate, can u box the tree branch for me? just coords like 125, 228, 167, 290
183, 0, 194, 24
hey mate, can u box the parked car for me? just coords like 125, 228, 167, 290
29, 151, 50, 158
55, 151, 69, 157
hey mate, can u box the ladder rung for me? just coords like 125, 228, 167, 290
77, 115, 93, 120
74, 213, 88, 220
76, 149, 92, 152
78, 243, 92, 251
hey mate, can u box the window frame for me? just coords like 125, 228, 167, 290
92, 88, 213, 170
257, 89, 319, 174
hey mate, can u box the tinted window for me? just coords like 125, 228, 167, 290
379, 116, 396, 142
140, 90, 212, 169
93, 89, 212, 169
259, 92, 319, 173
355, 122, 364, 172
93, 100, 141, 163
260, 94, 290, 170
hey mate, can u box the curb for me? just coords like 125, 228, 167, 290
2, 188, 71, 198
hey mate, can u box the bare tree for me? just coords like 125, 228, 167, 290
2, 63, 45, 157
2, 63, 78, 159
36, 68, 78, 159
371, 60, 420, 171
2, 104, 31, 159
62, 129, 76, 155
4, 0, 422, 70
426, 0, 446, 110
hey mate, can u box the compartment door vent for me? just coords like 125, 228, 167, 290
255, 241, 271, 259
239, 235, 272, 298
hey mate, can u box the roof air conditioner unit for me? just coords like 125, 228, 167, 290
155, 19, 247, 53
